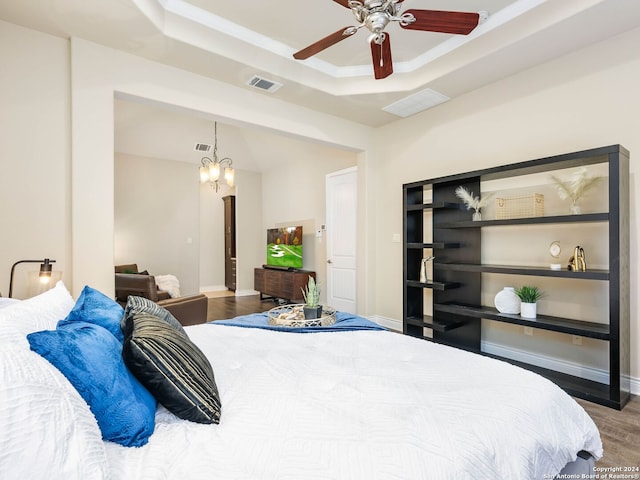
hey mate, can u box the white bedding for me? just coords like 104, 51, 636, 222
104, 324, 602, 480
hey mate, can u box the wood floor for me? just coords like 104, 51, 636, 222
577, 396, 640, 468
207, 294, 640, 468
206, 293, 276, 322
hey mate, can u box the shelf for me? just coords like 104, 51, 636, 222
406, 280, 460, 291
406, 202, 461, 211
437, 213, 609, 228
402, 144, 629, 410
434, 303, 610, 339
406, 315, 465, 332
481, 351, 626, 410
435, 263, 609, 280
406, 242, 461, 249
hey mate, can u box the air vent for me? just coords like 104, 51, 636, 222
246, 75, 283, 93
194, 143, 212, 153
383, 88, 450, 118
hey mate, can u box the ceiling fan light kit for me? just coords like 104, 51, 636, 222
293, 0, 486, 80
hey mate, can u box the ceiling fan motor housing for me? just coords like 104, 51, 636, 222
366, 12, 390, 35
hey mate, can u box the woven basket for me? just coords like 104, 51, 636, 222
495, 194, 544, 219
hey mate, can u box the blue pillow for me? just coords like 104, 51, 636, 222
27, 320, 156, 447
64, 285, 125, 342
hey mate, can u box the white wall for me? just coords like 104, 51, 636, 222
114, 153, 200, 295
114, 112, 357, 295
199, 181, 235, 292
0, 21, 70, 298
371, 26, 640, 381
235, 170, 263, 294
68, 37, 372, 300
3, 17, 638, 385
261, 134, 358, 291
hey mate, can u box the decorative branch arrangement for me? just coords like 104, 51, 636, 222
455, 186, 494, 220
550, 168, 601, 214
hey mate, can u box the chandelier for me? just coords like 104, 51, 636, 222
199, 121, 235, 192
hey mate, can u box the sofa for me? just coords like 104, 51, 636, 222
114, 264, 208, 326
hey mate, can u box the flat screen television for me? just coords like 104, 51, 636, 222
266, 226, 303, 269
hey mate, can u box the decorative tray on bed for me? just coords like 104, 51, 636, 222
267, 304, 337, 327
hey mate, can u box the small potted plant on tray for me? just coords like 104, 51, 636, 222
514, 286, 544, 319
301, 276, 322, 319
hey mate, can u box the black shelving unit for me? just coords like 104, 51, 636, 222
402, 144, 630, 409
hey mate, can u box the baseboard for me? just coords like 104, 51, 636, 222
200, 287, 259, 297
367, 315, 639, 396
482, 341, 640, 397
481, 340, 609, 384
235, 289, 259, 297
199, 285, 227, 293
368, 315, 402, 331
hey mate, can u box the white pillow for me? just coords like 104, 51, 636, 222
0, 281, 75, 339
0, 322, 110, 480
0, 298, 20, 310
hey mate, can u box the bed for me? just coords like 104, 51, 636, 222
0, 282, 602, 480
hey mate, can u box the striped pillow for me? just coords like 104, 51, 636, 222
122, 296, 187, 338
122, 311, 221, 424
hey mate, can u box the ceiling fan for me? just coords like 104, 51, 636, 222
293, 0, 486, 80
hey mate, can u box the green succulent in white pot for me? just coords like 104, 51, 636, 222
301, 276, 322, 319
515, 286, 544, 319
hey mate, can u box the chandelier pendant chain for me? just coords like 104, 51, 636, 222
213, 121, 218, 162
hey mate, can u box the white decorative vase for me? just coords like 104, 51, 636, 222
494, 287, 520, 314
520, 302, 537, 319
472, 211, 482, 221
570, 203, 581, 215
419, 259, 427, 283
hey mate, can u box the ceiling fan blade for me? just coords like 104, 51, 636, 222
400, 9, 480, 35
370, 34, 393, 80
293, 27, 356, 60
332, 0, 352, 7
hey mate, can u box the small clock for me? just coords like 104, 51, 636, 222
549, 241, 562, 270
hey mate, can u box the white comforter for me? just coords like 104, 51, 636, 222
104, 325, 602, 480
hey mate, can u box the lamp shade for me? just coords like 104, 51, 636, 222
8, 258, 57, 298
209, 162, 221, 181
224, 167, 235, 187
27, 270, 63, 297
199, 165, 210, 183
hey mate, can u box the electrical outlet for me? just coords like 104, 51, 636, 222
572, 335, 582, 345
524, 327, 533, 336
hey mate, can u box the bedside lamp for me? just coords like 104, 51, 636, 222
8, 258, 56, 298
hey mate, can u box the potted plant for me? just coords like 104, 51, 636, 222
301, 276, 322, 319
514, 286, 544, 319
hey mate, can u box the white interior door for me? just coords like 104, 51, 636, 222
326, 167, 357, 313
